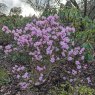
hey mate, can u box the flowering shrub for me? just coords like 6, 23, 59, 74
1, 15, 85, 90
2, 15, 84, 62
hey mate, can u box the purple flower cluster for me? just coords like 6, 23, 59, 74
38, 73, 45, 82
12, 65, 31, 90
2, 26, 11, 34
2, 15, 82, 64
36, 65, 46, 72
75, 61, 81, 70
4, 44, 12, 55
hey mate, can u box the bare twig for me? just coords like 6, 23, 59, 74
83, 0, 87, 17
69, 0, 79, 9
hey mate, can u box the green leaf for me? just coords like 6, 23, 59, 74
85, 53, 94, 61
83, 43, 93, 50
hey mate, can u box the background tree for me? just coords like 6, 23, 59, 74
23, 0, 95, 20
69, 0, 95, 19
65, 0, 72, 8
9, 7, 22, 16
21, 0, 61, 11
0, 3, 7, 15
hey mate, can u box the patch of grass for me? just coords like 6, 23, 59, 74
0, 68, 10, 85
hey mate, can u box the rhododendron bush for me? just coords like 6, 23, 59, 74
1, 15, 86, 90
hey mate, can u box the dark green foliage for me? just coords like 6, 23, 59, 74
9, 52, 31, 64
0, 15, 33, 29
42, 8, 57, 17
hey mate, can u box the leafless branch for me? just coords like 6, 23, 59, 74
69, 0, 79, 9
83, 0, 87, 16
